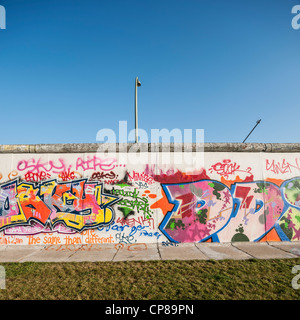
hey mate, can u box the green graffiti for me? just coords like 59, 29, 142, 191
280, 223, 293, 240
166, 218, 185, 231
254, 183, 269, 195
231, 224, 249, 242
284, 180, 300, 205
196, 209, 208, 224
279, 216, 293, 240
211, 182, 225, 200
110, 187, 153, 219
118, 206, 134, 219
116, 183, 132, 188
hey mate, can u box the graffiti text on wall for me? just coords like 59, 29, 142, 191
0, 179, 120, 232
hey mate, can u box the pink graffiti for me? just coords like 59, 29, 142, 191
127, 171, 154, 185
75, 156, 117, 171
17, 158, 70, 174
266, 158, 300, 174
161, 180, 286, 243
164, 181, 233, 242
209, 159, 252, 178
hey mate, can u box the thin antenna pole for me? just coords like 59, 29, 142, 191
243, 119, 261, 143
134, 77, 141, 143
135, 77, 138, 143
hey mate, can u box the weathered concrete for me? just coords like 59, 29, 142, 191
0, 142, 299, 153
0, 242, 300, 262
231, 242, 298, 259
19, 245, 82, 262
0, 245, 45, 262
68, 244, 117, 262
195, 242, 252, 260
158, 243, 208, 260
268, 241, 300, 257
113, 243, 160, 262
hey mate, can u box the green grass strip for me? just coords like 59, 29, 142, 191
0, 259, 300, 300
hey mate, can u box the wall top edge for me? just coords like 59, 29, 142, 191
0, 143, 298, 153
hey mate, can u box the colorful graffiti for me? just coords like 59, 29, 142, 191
159, 179, 299, 243
0, 153, 298, 245
0, 179, 120, 232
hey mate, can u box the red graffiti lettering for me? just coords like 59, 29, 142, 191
266, 158, 300, 174
209, 159, 252, 178
24, 171, 51, 182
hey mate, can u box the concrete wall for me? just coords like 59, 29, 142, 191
0, 143, 299, 245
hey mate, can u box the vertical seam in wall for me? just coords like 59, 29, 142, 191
259, 150, 267, 242
29, 144, 36, 153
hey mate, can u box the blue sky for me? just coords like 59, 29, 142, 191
0, 0, 299, 144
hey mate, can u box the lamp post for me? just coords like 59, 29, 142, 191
135, 77, 141, 143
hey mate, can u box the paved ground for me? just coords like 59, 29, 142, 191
0, 241, 300, 262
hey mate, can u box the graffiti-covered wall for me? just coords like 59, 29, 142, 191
0, 143, 299, 245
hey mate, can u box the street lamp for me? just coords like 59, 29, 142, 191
135, 77, 141, 143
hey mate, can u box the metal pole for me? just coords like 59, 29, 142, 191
243, 119, 261, 143
135, 77, 138, 143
